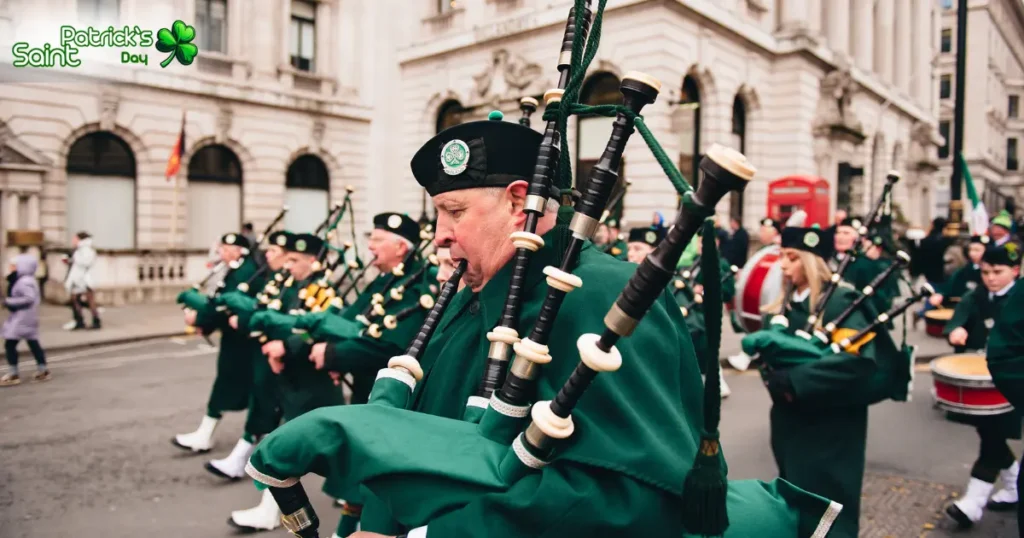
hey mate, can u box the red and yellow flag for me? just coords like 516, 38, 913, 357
165, 112, 185, 180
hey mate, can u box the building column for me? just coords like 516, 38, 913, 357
779, 0, 809, 33
912, 0, 932, 105
895, 0, 913, 93
5, 193, 19, 230
807, 0, 821, 36
875, 0, 895, 84
852, 0, 874, 72
27, 194, 39, 230
825, 0, 851, 56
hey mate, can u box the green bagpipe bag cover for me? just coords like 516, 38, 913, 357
176, 288, 209, 311
741, 330, 827, 369
293, 310, 363, 342
247, 402, 842, 537
248, 309, 303, 340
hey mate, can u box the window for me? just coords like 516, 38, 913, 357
77, 0, 119, 26
940, 0, 953, 9
678, 75, 702, 191
1008, 138, 1019, 171
940, 75, 952, 99
187, 145, 242, 249
436, 100, 465, 134
290, 1, 316, 72
1010, 95, 1020, 119
66, 132, 136, 249
938, 121, 951, 159
285, 155, 330, 233
941, 28, 952, 53
438, 0, 457, 14
196, 0, 227, 54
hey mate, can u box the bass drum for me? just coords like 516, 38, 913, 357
733, 245, 783, 333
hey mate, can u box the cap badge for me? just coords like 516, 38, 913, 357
985, 318, 995, 329
387, 214, 403, 229
1007, 243, 1020, 262
851, 219, 862, 229
803, 232, 820, 248
225, 233, 236, 244
645, 231, 657, 244
275, 235, 287, 246
981, 235, 990, 244
440, 139, 470, 176
295, 239, 307, 252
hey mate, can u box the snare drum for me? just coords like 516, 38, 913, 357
733, 245, 783, 333
930, 354, 1014, 416
924, 308, 954, 338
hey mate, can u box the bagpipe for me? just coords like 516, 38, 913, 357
244, 2, 845, 537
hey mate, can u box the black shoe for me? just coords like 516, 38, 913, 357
204, 461, 240, 480
986, 498, 1019, 511
91, 319, 101, 330
944, 503, 975, 529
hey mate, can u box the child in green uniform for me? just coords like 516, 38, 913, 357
942, 242, 1021, 528
759, 226, 879, 538
929, 234, 988, 309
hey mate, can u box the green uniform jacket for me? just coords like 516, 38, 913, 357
392, 230, 706, 538
941, 263, 981, 304
323, 257, 430, 405
198, 256, 261, 415
604, 239, 627, 261
762, 286, 877, 538
274, 275, 344, 421
986, 279, 1024, 412
693, 257, 736, 304
941, 283, 1022, 439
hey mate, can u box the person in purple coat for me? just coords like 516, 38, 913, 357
0, 254, 49, 386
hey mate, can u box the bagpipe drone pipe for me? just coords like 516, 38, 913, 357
244, 2, 846, 537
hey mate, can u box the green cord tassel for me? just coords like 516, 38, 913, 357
680, 219, 728, 537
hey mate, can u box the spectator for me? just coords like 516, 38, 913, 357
913, 217, 954, 320
722, 216, 750, 267
0, 254, 49, 386
63, 231, 101, 331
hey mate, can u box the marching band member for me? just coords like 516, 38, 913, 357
759, 225, 879, 538
990, 210, 1018, 247
343, 116, 713, 538
624, 225, 663, 264
206, 230, 293, 481
308, 212, 427, 405
942, 242, 1022, 528
230, 233, 346, 533
758, 216, 782, 247
929, 234, 988, 309
173, 233, 259, 453
857, 234, 901, 315
597, 217, 627, 260
985, 266, 1024, 533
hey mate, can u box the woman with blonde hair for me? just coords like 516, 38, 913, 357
758, 225, 880, 538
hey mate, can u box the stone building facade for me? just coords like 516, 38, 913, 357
386, 0, 942, 236
0, 0, 946, 304
0, 0, 388, 304
934, 0, 1024, 220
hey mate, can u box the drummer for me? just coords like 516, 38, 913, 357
942, 242, 1022, 529
758, 217, 782, 248
929, 234, 988, 309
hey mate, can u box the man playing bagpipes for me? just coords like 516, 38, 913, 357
941, 242, 1022, 528
745, 224, 909, 538
624, 225, 663, 263
173, 232, 261, 453
928, 234, 988, 309
307, 212, 434, 406
985, 266, 1024, 535
205, 230, 293, 483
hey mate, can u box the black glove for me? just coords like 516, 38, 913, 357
761, 366, 796, 405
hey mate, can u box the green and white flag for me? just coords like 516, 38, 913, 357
959, 153, 989, 235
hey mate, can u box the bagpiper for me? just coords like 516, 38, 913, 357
173, 232, 261, 453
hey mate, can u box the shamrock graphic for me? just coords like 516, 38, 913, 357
155, 20, 198, 68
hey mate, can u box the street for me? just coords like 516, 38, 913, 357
0, 335, 1019, 538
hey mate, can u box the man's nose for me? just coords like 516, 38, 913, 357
434, 214, 454, 248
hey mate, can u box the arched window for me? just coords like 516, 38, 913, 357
730, 94, 747, 222
576, 73, 625, 219
678, 75, 702, 190
187, 144, 242, 249
436, 100, 466, 134
284, 154, 330, 233
66, 131, 136, 249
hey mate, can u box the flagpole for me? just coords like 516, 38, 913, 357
946, 0, 969, 238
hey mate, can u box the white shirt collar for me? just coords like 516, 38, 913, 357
995, 235, 1010, 246
792, 287, 811, 303
990, 281, 1016, 299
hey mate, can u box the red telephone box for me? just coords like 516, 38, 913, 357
766, 176, 830, 228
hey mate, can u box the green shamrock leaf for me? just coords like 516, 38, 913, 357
155, 20, 199, 68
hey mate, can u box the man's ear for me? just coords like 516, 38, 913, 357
505, 180, 529, 218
